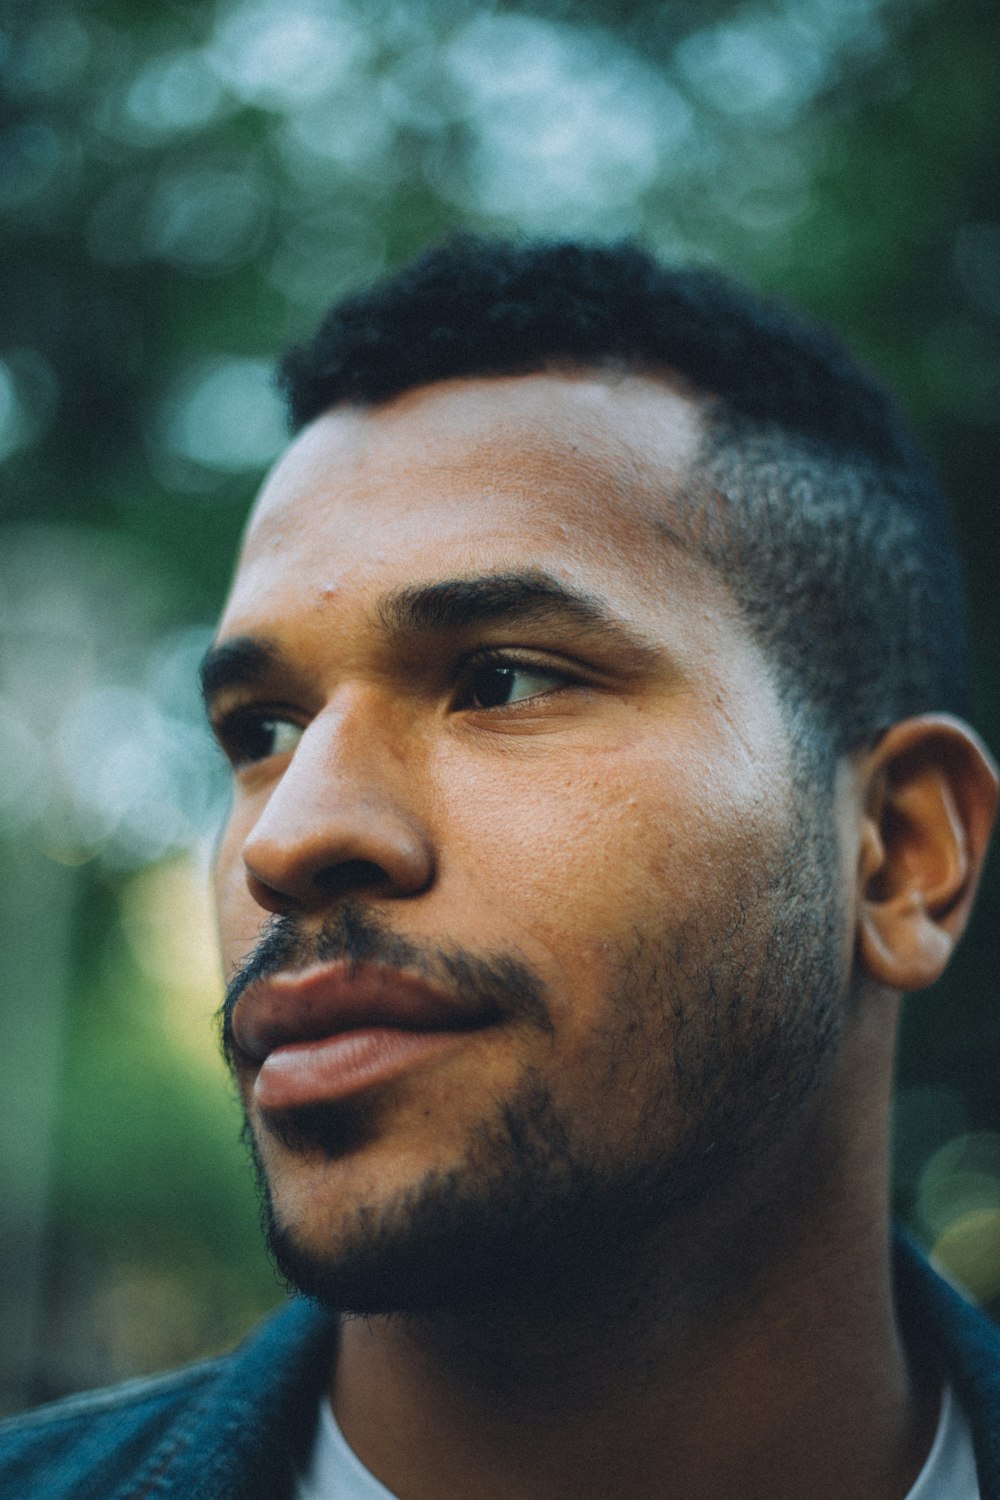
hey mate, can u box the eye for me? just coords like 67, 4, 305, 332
465, 660, 568, 709
216, 710, 304, 768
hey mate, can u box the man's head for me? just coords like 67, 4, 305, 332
204, 237, 996, 1316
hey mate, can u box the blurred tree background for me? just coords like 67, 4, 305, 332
1, 0, 997, 1415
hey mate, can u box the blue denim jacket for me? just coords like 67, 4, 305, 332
0, 1296, 337, 1499
1, 1236, 999, 1498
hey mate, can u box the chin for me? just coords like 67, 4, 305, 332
249, 1085, 742, 1319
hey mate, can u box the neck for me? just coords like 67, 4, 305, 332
331, 1009, 938, 1500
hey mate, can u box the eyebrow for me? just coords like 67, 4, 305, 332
200, 570, 659, 710
200, 636, 283, 711
379, 570, 657, 656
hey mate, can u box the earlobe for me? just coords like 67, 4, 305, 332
856, 716, 998, 993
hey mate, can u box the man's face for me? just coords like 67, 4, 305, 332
209, 371, 853, 1312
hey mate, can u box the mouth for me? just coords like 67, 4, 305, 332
231, 961, 499, 1111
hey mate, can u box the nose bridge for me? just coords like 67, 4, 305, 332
316, 680, 405, 774
270, 687, 396, 819
242, 686, 434, 907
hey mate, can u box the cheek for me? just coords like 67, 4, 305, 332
435, 730, 788, 972
213, 812, 261, 975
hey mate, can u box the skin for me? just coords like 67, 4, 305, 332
209, 371, 997, 1500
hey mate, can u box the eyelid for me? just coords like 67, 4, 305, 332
460, 643, 587, 675
208, 690, 301, 730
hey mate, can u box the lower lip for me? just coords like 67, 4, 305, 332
253, 1027, 466, 1111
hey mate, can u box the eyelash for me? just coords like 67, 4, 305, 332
211, 704, 304, 770
211, 651, 583, 769
455, 649, 579, 710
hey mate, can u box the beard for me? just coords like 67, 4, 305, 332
222, 782, 847, 1318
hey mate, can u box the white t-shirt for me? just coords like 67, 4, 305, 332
294, 1382, 980, 1499
907, 1383, 980, 1500
295, 1397, 396, 1500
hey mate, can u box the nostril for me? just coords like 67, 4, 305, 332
243, 859, 391, 914
312, 859, 391, 899
245, 872, 298, 915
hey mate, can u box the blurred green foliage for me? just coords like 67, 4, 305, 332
1, 0, 997, 1411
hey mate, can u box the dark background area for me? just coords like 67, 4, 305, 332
1, 0, 997, 1413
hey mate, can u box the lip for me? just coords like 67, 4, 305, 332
231, 962, 498, 1110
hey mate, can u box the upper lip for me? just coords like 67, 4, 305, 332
231, 962, 498, 1066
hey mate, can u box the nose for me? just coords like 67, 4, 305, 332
240, 701, 435, 914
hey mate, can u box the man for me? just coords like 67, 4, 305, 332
2, 235, 997, 1498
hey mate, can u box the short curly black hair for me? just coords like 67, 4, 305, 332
278, 234, 968, 764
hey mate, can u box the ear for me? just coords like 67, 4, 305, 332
856, 715, 998, 992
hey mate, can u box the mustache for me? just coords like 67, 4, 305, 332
218, 903, 552, 1070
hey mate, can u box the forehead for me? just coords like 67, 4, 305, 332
222, 370, 715, 634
